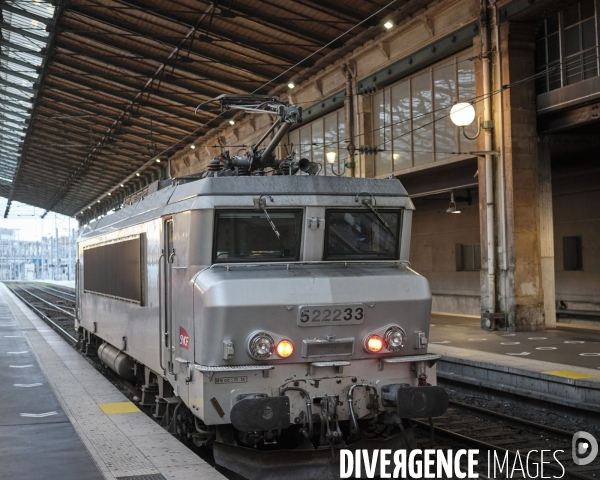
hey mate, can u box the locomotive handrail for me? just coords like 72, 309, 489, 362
208, 260, 411, 269
158, 251, 165, 375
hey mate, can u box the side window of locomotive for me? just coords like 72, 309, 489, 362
324, 209, 402, 260
213, 210, 303, 263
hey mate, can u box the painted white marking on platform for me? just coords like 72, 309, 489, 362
14, 383, 43, 387
7, 351, 28, 354
430, 341, 451, 344
468, 338, 488, 341
528, 337, 547, 340
0, 324, 18, 327
430, 324, 435, 327
20, 412, 57, 418
501, 342, 521, 345
565, 341, 585, 344
506, 352, 531, 356
4, 335, 20, 338
9, 365, 33, 368
536, 347, 557, 350
580, 353, 600, 357
502, 334, 516, 336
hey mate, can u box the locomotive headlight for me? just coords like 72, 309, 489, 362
365, 335, 384, 353
248, 332, 275, 360
276, 340, 294, 358
384, 326, 406, 351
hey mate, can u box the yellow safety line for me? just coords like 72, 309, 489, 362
543, 370, 597, 380
98, 402, 141, 414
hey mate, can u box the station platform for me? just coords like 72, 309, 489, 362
0, 283, 225, 480
429, 313, 600, 413
34, 279, 75, 289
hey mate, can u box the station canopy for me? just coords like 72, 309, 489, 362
1, 0, 410, 220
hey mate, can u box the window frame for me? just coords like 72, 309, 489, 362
212, 208, 304, 264
562, 235, 583, 271
371, 50, 477, 177
323, 208, 403, 261
456, 243, 482, 272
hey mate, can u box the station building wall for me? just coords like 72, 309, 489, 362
410, 193, 481, 316
552, 168, 600, 314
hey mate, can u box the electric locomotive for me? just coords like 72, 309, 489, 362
76, 96, 448, 479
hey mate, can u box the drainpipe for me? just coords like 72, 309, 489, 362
481, 0, 496, 313
491, 0, 508, 275
344, 62, 357, 177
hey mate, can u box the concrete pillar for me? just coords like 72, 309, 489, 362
499, 22, 546, 331
539, 136, 556, 328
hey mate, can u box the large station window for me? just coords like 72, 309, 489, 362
372, 52, 477, 176
287, 110, 346, 175
536, 0, 599, 93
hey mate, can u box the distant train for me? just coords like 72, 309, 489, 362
75, 96, 447, 479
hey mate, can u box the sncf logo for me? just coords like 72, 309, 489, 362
179, 326, 189, 350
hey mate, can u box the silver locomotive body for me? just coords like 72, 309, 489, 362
77, 176, 447, 479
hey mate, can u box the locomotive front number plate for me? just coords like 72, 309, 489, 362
297, 304, 365, 326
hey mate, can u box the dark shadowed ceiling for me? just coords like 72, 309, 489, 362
1, 0, 425, 219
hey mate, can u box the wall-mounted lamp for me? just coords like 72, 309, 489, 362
450, 103, 494, 140
450, 103, 479, 140
229, 120, 235, 125
287, 82, 295, 89
190, 144, 196, 150
326, 151, 355, 177
446, 192, 461, 214
384, 20, 394, 30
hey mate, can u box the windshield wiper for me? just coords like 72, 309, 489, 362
258, 195, 282, 241
360, 199, 395, 238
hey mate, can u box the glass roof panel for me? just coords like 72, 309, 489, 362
0, 0, 55, 188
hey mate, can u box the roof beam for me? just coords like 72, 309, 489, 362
32, 123, 152, 160
114, 0, 313, 67
63, 7, 279, 81
45, 64, 210, 124
0, 53, 41, 71
0, 77, 36, 94
224, 2, 334, 45
0, 2, 54, 26
0, 39, 47, 58
38, 92, 192, 141
54, 44, 225, 112
0, 89, 34, 103
58, 25, 257, 91
0, 98, 31, 112
0, 21, 49, 43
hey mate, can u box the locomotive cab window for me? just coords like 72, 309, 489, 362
213, 210, 303, 263
324, 209, 402, 260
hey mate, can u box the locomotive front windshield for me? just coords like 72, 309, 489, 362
213, 210, 302, 262
324, 209, 402, 260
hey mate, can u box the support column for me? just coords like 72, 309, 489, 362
539, 136, 556, 328
500, 22, 545, 331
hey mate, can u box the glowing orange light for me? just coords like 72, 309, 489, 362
276, 340, 294, 358
366, 335, 384, 353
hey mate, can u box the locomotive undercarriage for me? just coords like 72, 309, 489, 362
80, 326, 447, 479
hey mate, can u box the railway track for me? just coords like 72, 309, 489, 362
414, 400, 600, 480
6, 283, 77, 343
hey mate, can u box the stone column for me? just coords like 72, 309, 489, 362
499, 22, 546, 330
538, 136, 556, 328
